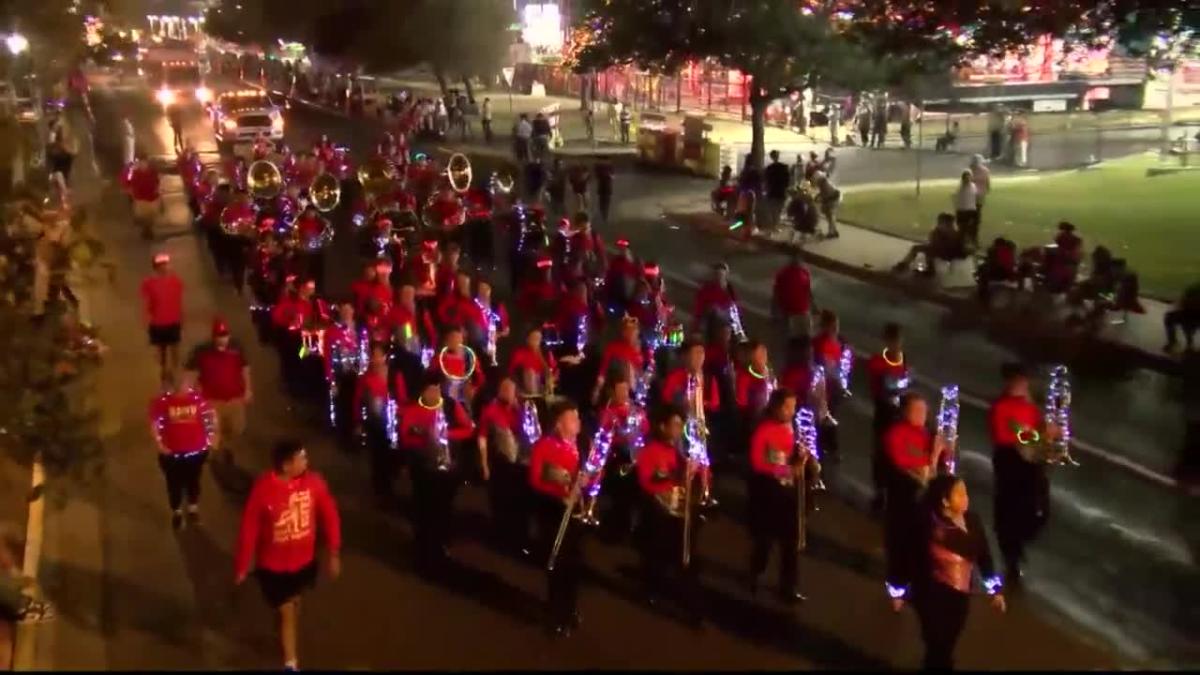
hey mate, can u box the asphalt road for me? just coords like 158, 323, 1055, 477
47, 79, 1195, 669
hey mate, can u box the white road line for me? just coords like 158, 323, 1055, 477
652, 263, 1180, 489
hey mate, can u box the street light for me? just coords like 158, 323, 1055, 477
5, 33, 29, 56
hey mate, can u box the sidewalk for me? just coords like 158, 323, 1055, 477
668, 207, 1181, 375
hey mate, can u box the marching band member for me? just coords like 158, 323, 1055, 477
201, 182, 233, 275
593, 316, 645, 404
431, 326, 485, 411
989, 363, 1057, 584
882, 392, 945, 606
693, 262, 742, 339
222, 191, 258, 296
595, 376, 648, 540
736, 341, 776, 431
324, 303, 368, 439
811, 309, 846, 461
354, 344, 408, 503
398, 373, 475, 576
661, 341, 721, 414
350, 259, 394, 317
529, 401, 584, 637
603, 240, 641, 313
184, 318, 252, 465
746, 388, 806, 603
435, 242, 464, 299
868, 323, 910, 511
270, 278, 328, 398
387, 283, 438, 389
635, 405, 702, 624
149, 370, 218, 530
899, 476, 1006, 670
292, 205, 328, 290
474, 278, 511, 369
412, 239, 440, 300
553, 280, 604, 359
509, 326, 558, 401
516, 255, 558, 315
437, 272, 486, 344
477, 377, 532, 556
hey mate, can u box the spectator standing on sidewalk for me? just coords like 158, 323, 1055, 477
186, 317, 252, 465
594, 159, 614, 224
434, 98, 449, 137
481, 97, 494, 143
514, 114, 533, 163
167, 105, 184, 154
142, 252, 184, 376
813, 172, 841, 239
149, 370, 217, 530
763, 150, 790, 231
619, 103, 633, 145
828, 102, 841, 146
1164, 282, 1200, 353
968, 154, 991, 234
790, 153, 806, 188
772, 252, 813, 338
568, 162, 591, 214
987, 106, 1005, 160
532, 112, 553, 161
871, 94, 889, 148
856, 98, 872, 146
952, 171, 980, 248
899, 101, 918, 149
1012, 113, 1030, 167
236, 440, 342, 672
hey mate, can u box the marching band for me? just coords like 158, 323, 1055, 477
150, 132, 1074, 653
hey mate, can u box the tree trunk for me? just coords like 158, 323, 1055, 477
748, 92, 768, 173
432, 65, 450, 101
462, 76, 475, 104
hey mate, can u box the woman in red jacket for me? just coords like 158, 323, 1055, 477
235, 440, 341, 672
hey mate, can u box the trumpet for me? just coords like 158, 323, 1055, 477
1043, 364, 1078, 466
936, 384, 961, 474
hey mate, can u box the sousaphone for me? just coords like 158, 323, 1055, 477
446, 153, 473, 194
247, 160, 284, 201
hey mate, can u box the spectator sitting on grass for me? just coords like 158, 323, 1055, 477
1164, 282, 1200, 353
892, 213, 965, 277
975, 236, 1019, 304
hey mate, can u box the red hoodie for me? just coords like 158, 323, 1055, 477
128, 166, 160, 202
235, 471, 342, 575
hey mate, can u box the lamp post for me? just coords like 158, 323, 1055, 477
5, 33, 29, 56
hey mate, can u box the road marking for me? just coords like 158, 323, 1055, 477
652, 262, 1179, 489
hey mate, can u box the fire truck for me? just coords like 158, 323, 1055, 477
140, 43, 211, 108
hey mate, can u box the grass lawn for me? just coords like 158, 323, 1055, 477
838, 154, 1200, 300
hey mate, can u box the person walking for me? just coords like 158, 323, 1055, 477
235, 440, 342, 673
127, 155, 162, 239
813, 172, 841, 239
481, 97, 494, 143
968, 154, 991, 235
141, 252, 184, 378
891, 475, 1006, 670
618, 103, 633, 145
771, 252, 813, 339
567, 162, 591, 215
1012, 113, 1030, 167
594, 159, 614, 224
828, 103, 841, 146
529, 401, 584, 637
185, 317, 252, 464
871, 95, 889, 149
167, 105, 185, 154
121, 116, 136, 166
514, 114, 532, 164
149, 370, 217, 530
856, 99, 872, 147
763, 150, 790, 232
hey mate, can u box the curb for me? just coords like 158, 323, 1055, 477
668, 210, 1185, 379
11, 460, 44, 672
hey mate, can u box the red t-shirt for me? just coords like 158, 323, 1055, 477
749, 419, 794, 479
989, 394, 1040, 447
885, 422, 933, 472
866, 352, 908, 401
128, 167, 160, 202
141, 274, 184, 327
509, 345, 557, 384
398, 399, 474, 450
599, 340, 644, 380
477, 399, 519, 441
437, 294, 485, 333
813, 333, 842, 366
780, 363, 814, 401
529, 435, 579, 499
693, 281, 736, 324
149, 390, 215, 455
235, 471, 341, 575
773, 264, 812, 315
354, 369, 408, 418
186, 342, 248, 401
660, 368, 720, 412
736, 365, 774, 412
636, 439, 680, 495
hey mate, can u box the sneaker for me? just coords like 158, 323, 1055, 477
18, 599, 56, 624
171, 511, 184, 531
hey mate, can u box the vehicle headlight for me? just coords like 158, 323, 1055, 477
223, 118, 237, 131
271, 112, 284, 131
195, 86, 213, 103
155, 88, 175, 105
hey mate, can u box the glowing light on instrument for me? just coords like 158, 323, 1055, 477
575, 312, 588, 356
1045, 364, 1077, 466
728, 302, 747, 342
837, 345, 853, 395
385, 398, 398, 449
432, 402, 452, 472
521, 400, 542, 447
937, 385, 961, 473
983, 576, 1003, 596
578, 427, 614, 524
886, 582, 908, 599
476, 298, 500, 366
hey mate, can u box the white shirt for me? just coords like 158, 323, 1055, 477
970, 164, 991, 201
482, 100, 492, 121
516, 119, 532, 140
953, 182, 978, 212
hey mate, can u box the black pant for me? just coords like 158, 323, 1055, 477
411, 461, 459, 569
992, 445, 1050, 570
482, 119, 493, 142
332, 371, 358, 437
276, 332, 305, 397
747, 475, 799, 594
883, 473, 923, 587
872, 398, 901, 503
989, 131, 1003, 159
298, 250, 326, 291
955, 210, 980, 249
597, 190, 612, 223
638, 498, 701, 616
226, 237, 249, 295
536, 494, 581, 625
858, 126, 870, 146
365, 418, 396, 498
601, 458, 636, 542
467, 217, 495, 269
158, 452, 207, 510
914, 581, 970, 670
172, 126, 184, 152
489, 459, 532, 552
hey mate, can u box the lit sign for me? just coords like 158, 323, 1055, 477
522, 4, 563, 51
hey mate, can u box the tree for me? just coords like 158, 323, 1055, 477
0, 0, 88, 85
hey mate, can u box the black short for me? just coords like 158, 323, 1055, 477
148, 323, 182, 347
255, 561, 318, 608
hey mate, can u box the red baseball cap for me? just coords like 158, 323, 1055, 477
152, 252, 170, 265
212, 317, 230, 337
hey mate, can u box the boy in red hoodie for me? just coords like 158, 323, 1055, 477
235, 440, 341, 672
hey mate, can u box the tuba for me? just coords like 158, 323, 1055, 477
490, 170, 515, 195
357, 156, 397, 206
247, 160, 284, 201
446, 153, 473, 194
219, 199, 259, 238
309, 172, 341, 212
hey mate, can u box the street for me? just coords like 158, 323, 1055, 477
29, 79, 1195, 670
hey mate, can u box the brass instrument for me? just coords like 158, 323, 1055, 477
358, 156, 398, 205
218, 199, 259, 238
682, 459, 695, 567
247, 160, 284, 201
446, 152, 473, 194
548, 428, 613, 571
797, 458, 808, 552
309, 172, 341, 212
1043, 364, 1078, 466
490, 170, 515, 194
